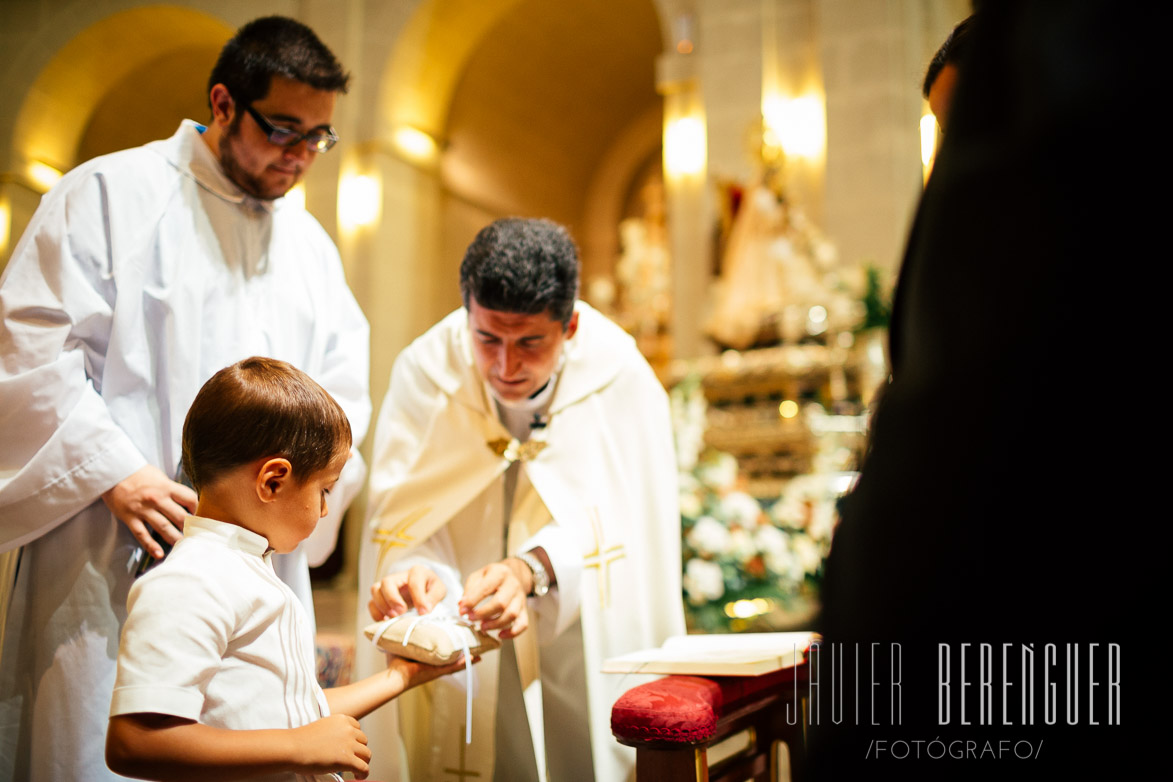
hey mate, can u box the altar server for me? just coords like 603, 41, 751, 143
0, 17, 369, 781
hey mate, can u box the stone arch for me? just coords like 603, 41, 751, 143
10, 6, 232, 177
377, 0, 525, 142
1, 5, 232, 267
369, 0, 667, 314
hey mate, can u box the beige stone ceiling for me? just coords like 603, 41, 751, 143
440, 0, 663, 237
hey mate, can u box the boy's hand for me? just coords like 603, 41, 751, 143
369, 565, 446, 620
388, 653, 480, 693
290, 714, 371, 778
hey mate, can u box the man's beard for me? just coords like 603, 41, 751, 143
218, 117, 293, 201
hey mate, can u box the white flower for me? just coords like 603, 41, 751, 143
720, 491, 762, 527
683, 558, 725, 604
771, 495, 809, 528
808, 500, 839, 543
687, 516, 731, 557
755, 525, 790, 562
697, 452, 739, 492
679, 490, 704, 519
762, 531, 801, 582
793, 534, 823, 575
728, 527, 757, 561
785, 474, 824, 503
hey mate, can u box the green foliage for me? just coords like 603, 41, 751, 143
857, 265, 892, 332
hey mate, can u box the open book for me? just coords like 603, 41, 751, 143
602, 631, 818, 677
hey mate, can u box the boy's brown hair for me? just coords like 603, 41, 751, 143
181, 356, 351, 493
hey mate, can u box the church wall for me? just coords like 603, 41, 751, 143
0, 0, 297, 269
0, 0, 973, 590
818, 0, 968, 279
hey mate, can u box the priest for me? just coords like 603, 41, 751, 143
355, 217, 684, 781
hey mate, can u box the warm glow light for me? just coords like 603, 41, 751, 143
26, 160, 62, 191
338, 173, 380, 231
724, 597, 773, 619
779, 400, 799, 419
284, 183, 306, 211
0, 198, 10, 254
392, 126, 440, 165
762, 93, 825, 160
664, 116, 706, 178
921, 112, 938, 172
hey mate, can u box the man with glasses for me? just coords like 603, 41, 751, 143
0, 16, 369, 781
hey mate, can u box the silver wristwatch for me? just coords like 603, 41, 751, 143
516, 550, 550, 597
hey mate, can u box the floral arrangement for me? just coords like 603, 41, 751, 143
671, 374, 852, 633
855, 264, 892, 332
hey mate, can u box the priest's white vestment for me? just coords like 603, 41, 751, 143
355, 302, 684, 781
0, 121, 370, 782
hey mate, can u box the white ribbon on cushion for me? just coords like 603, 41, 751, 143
368, 604, 477, 744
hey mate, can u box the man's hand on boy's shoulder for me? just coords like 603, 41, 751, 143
103, 464, 196, 558
291, 714, 372, 779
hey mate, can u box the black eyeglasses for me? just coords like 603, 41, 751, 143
244, 105, 339, 153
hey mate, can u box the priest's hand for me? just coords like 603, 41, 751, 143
102, 465, 196, 559
459, 560, 530, 639
369, 565, 447, 620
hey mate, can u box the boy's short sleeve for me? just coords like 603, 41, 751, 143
110, 562, 236, 720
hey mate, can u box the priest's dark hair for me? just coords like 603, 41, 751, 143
923, 14, 975, 98
181, 356, 351, 494
208, 15, 350, 109
459, 217, 580, 327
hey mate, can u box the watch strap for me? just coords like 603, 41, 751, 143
516, 550, 549, 597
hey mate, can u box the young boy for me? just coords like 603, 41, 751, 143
106, 356, 463, 781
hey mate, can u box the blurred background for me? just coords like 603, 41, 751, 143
0, 0, 969, 649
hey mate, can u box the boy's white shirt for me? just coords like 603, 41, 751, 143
112, 515, 335, 782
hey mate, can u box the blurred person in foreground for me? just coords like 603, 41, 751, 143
812, 1, 1159, 779
923, 14, 975, 133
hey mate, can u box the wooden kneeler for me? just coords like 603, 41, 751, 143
611, 663, 811, 782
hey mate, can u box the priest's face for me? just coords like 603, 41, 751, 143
219, 76, 336, 200
468, 297, 579, 402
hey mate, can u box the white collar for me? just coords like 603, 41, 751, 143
183, 515, 272, 559
488, 365, 559, 415
166, 120, 279, 214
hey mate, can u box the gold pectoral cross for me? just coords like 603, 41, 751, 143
583, 506, 625, 608
371, 506, 429, 574
443, 725, 481, 778
487, 437, 547, 463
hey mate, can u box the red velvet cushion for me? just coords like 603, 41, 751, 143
611, 675, 723, 743
611, 666, 805, 745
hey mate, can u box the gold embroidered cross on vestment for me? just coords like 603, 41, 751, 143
372, 506, 429, 574
443, 724, 481, 778
583, 506, 625, 608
